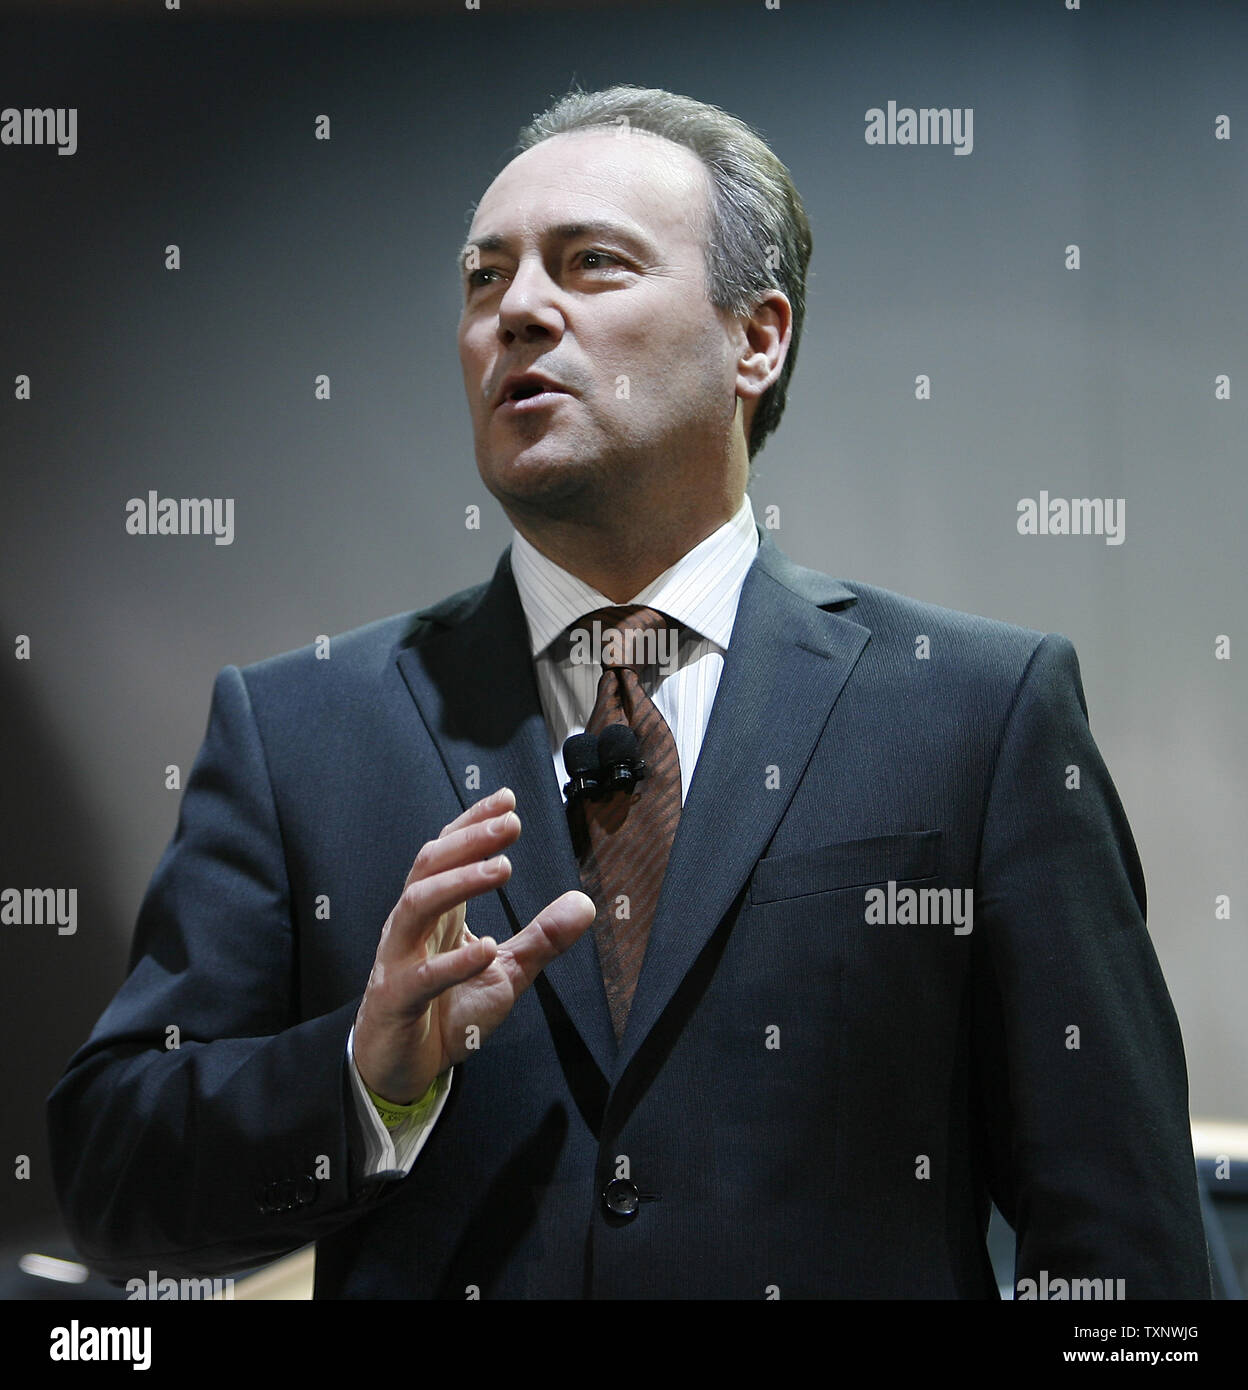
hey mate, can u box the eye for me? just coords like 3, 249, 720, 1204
577, 249, 620, 270
467, 267, 502, 288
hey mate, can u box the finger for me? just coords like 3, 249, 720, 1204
403, 810, 521, 890
438, 787, 516, 840
386, 855, 513, 956
391, 932, 500, 1012
494, 890, 596, 991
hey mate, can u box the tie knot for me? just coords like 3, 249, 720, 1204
567, 605, 678, 672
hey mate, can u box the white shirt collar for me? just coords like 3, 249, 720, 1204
510, 494, 760, 658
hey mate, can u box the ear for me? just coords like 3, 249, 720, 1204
734, 289, 793, 437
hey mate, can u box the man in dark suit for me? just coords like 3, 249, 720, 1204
48, 85, 1210, 1299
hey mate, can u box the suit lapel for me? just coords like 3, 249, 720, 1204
395, 549, 618, 1079
392, 536, 871, 1085
615, 534, 870, 1073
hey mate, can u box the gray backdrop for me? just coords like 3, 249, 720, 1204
1, 0, 1244, 1250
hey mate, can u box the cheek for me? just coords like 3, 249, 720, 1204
601, 318, 714, 389
629, 328, 732, 409
458, 324, 491, 375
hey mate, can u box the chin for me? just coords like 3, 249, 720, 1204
479, 448, 598, 519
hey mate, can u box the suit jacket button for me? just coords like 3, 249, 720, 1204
602, 1178, 640, 1219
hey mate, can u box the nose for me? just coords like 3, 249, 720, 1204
496, 255, 565, 347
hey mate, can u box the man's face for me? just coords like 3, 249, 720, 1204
457, 128, 745, 523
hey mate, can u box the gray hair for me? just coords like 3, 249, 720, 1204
515, 85, 812, 462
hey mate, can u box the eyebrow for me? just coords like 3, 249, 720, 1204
456, 220, 657, 275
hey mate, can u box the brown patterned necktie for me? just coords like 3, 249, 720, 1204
567, 605, 683, 1042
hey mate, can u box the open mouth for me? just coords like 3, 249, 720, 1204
497, 381, 568, 410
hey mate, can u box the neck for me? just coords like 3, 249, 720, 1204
510, 498, 744, 602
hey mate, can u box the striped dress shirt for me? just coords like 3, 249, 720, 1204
510, 493, 761, 803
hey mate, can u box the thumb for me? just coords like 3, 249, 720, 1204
506, 890, 597, 979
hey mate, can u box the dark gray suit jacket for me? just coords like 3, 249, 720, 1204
47, 534, 1211, 1298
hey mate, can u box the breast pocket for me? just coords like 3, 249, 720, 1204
748, 830, 941, 905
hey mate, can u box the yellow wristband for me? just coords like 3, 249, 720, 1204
366, 1076, 442, 1131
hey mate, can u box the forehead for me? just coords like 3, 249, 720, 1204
467, 128, 711, 252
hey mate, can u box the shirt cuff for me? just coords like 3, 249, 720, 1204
346, 1024, 452, 1178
